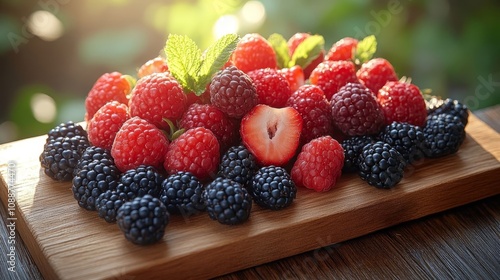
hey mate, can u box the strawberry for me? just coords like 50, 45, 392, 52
278, 65, 305, 93
163, 127, 220, 181
286, 85, 333, 144
309, 60, 358, 100
291, 136, 344, 192
129, 72, 187, 130
231, 33, 277, 73
85, 72, 134, 120
87, 101, 129, 150
357, 58, 398, 95
247, 68, 292, 108
137, 57, 169, 78
325, 37, 358, 61
111, 117, 169, 172
240, 104, 303, 166
287, 32, 325, 79
377, 81, 427, 127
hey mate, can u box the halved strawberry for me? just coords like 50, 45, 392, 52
240, 104, 303, 166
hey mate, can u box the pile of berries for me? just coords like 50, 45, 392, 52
39, 33, 468, 245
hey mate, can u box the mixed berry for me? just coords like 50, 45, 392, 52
39, 33, 469, 245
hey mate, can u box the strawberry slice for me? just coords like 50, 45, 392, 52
240, 104, 303, 166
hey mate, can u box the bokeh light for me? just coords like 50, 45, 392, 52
30, 93, 57, 124
27, 11, 64, 41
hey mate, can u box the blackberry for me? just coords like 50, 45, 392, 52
117, 194, 169, 245
159, 171, 205, 215
116, 165, 164, 199
358, 141, 406, 189
378, 122, 427, 164
427, 98, 469, 126
218, 145, 258, 186
46, 121, 87, 141
95, 190, 129, 223
74, 146, 114, 176
341, 136, 374, 172
423, 113, 466, 158
40, 135, 90, 181
250, 166, 296, 210
72, 157, 119, 210
203, 177, 252, 225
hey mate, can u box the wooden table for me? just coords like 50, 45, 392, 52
1, 105, 499, 280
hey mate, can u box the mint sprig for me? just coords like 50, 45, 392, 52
354, 35, 377, 65
268, 33, 324, 69
268, 33, 290, 69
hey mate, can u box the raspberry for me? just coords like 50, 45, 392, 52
111, 117, 169, 172
278, 65, 305, 93
85, 72, 133, 120
377, 81, 427, 127
330, 83, 385, 136
358, 141, 406, 189
117, 194, 169, 245
137, 56, 169, 78
231, 33, 277, 73
218, 145, 258, 187
40, 135, 90, 181
203, 177, 252, 225
250, 166, 296, 210
179, 103, 238, 151
95, 190, 129, 223
163, 127, 220, 181
185, 86, 211, 107
356, 58, 398, 95
325, 37, 358, 61
46, 121, 87, 141
87, 101, 129, 150
291, 136, 345, 192
427, 98, 469, 126
379, 122, 427, 164
341, 136, 375, 172
309, 60, 358, 100
159, 171, 205, 215
115, 165, 164, 199
286, 85, 334, 144
209, 66, 259, 118
423, 113, 466, 158
247, 68, 292, 108
287, 32, 325, 78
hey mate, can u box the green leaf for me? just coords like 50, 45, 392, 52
268, 33, 290, 69
164, 34, 202, 93
289, 35, 324, 69
355, 35, 377, 64
196, 34, 239, 95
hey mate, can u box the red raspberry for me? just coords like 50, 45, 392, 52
87, 101, 129, 150
137, 57, 169, 78
291, 136, 344, 192
325, 37, 358, 61
179, 103, 238, 151
85, 72, 133, 120
185, 86, 211, 107
209, 66, 259, 118
286, 85, 333, 144
231, 33, 277, 73
163, 127, 220, 181
287, 32, 325, 79
247, 68, 292, 108
377, 81, 427, 127
309, 60, 358, 100
129, 72, 187, 130
111, 117, 169, 172
330, 83, 385, 136
357, 58, 398, 95
278, 65, 305, 93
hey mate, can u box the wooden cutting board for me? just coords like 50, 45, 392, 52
1, 114, 499, 280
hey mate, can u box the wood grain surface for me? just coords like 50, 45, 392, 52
0, 112, 499, 280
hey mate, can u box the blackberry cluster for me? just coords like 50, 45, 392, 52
74, 146, 114, 176
341, 136, 374, 172
159, 171, 205, 215
117, 195, 169, 245
40, 135, 90, 181
378, 122, 427, 164
116, 165, 164, 199
427, 98, 469, 126
72, 157, 119, 210
47, 121, 87, 140
218, 145, 258, 186
95, 190, 129, 223
203, 177, 252, 225
358, 141, 406, 189
250, 166, 296, 210
423, 113, 466, 158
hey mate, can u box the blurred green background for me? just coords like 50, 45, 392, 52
1, 0, 499, 144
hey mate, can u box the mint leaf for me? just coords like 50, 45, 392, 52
268, 33, 290, 69
355, 35, 377, 64
197, 34, 239, 95
165, 34, 202, 93
289, 35, 324, 69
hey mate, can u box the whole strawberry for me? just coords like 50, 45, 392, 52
231, 33, 277, 73
325, 37, 358, 61
164, 127, 220, 181
357, 58, 398, 95
309, 60, 358, 100
377, 81, 427, 127
287, 32, 325, 79
85, 72, 134, 120
87, 101, 129, 150
137, 56, 169, 78
291, 136, 344, 192
248, 68, 292, 108
111, 117, 169, 172
129, 72, 187, 130
278, 65, 305, 93
286, 85, 333, 144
